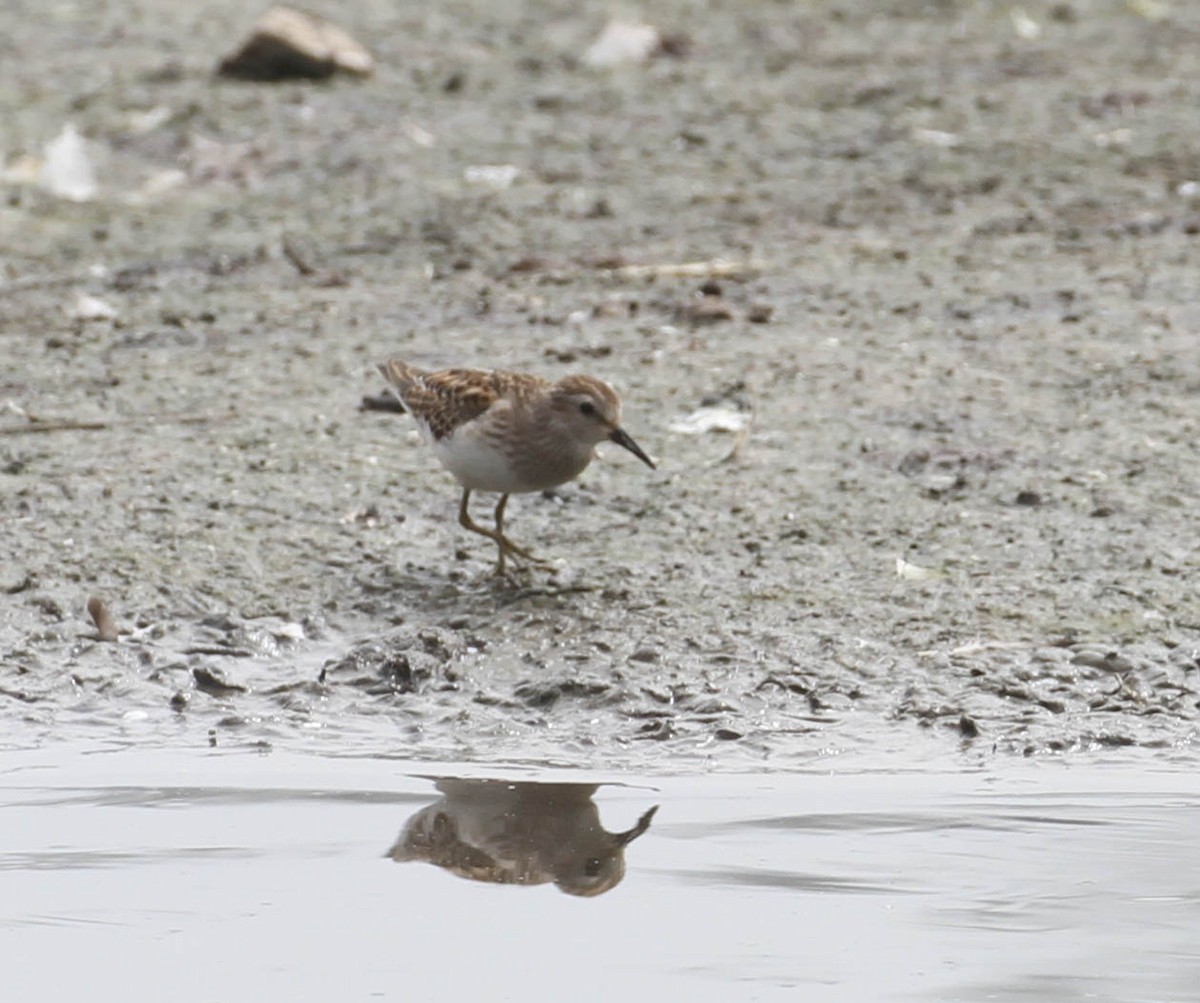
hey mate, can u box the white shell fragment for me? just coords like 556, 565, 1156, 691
40, 124, 98, 201
1010, 8, 1041, 39
69, 294, 119, 322
669, 405, 750, 436
912, 128, 959, 148
125, 106, 173, 135
895, 556, 946, 582
582, 20, 662, 68
463, 164, 521, 190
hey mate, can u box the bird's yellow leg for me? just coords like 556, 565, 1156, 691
492, 494, 549, 565
458, 491, 547, 575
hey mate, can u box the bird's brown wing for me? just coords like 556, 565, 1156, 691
417, 370, 503, 440
379, 364, 546, 441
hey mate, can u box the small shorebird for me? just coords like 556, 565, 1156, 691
377, 359, 655, 574
387, 779, 659, 896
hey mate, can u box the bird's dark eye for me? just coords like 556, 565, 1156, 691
579, 401, 597, 417
584, 858, 602, 877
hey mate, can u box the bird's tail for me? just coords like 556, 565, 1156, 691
377, 357, 425, 403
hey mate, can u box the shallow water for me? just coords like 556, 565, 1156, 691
4, 748, 1197, 1002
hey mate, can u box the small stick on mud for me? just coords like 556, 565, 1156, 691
0, 272, 93, 297
600, 258, 766, 280
281, 232, 319, 276
282, 232, 348, 286
0, 419, 112, 435
0, 413, 215, 436
360, 392, 406, 414
920, 641, 1036, 658
87, 596, 120, 642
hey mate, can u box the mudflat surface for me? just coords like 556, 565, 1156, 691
3, 0, 1200, 765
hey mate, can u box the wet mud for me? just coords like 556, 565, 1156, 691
3, 0, 1199, 764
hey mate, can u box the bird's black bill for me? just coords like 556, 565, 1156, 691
615, 805, 660, 846
609, 427, 656, 469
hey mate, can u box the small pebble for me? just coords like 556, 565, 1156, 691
218, 6, 373, 80
86, 596, 120, 642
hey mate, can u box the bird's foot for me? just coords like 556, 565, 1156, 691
499, 536, 552, 568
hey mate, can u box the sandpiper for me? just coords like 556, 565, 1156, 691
376, 358, 655, 574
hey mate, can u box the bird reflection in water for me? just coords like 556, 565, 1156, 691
386, 779, 659, 897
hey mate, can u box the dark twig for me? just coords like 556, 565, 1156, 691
0, 413, 215, 436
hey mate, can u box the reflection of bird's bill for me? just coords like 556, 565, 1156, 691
615, 804, 659, 846
609, 427, 656, 469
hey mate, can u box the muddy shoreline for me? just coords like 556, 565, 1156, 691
3, 1, 1199, 764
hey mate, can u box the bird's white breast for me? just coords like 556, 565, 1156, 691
432, 426, 533, 494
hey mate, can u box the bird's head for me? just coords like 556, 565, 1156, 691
550, 375, 655, 468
